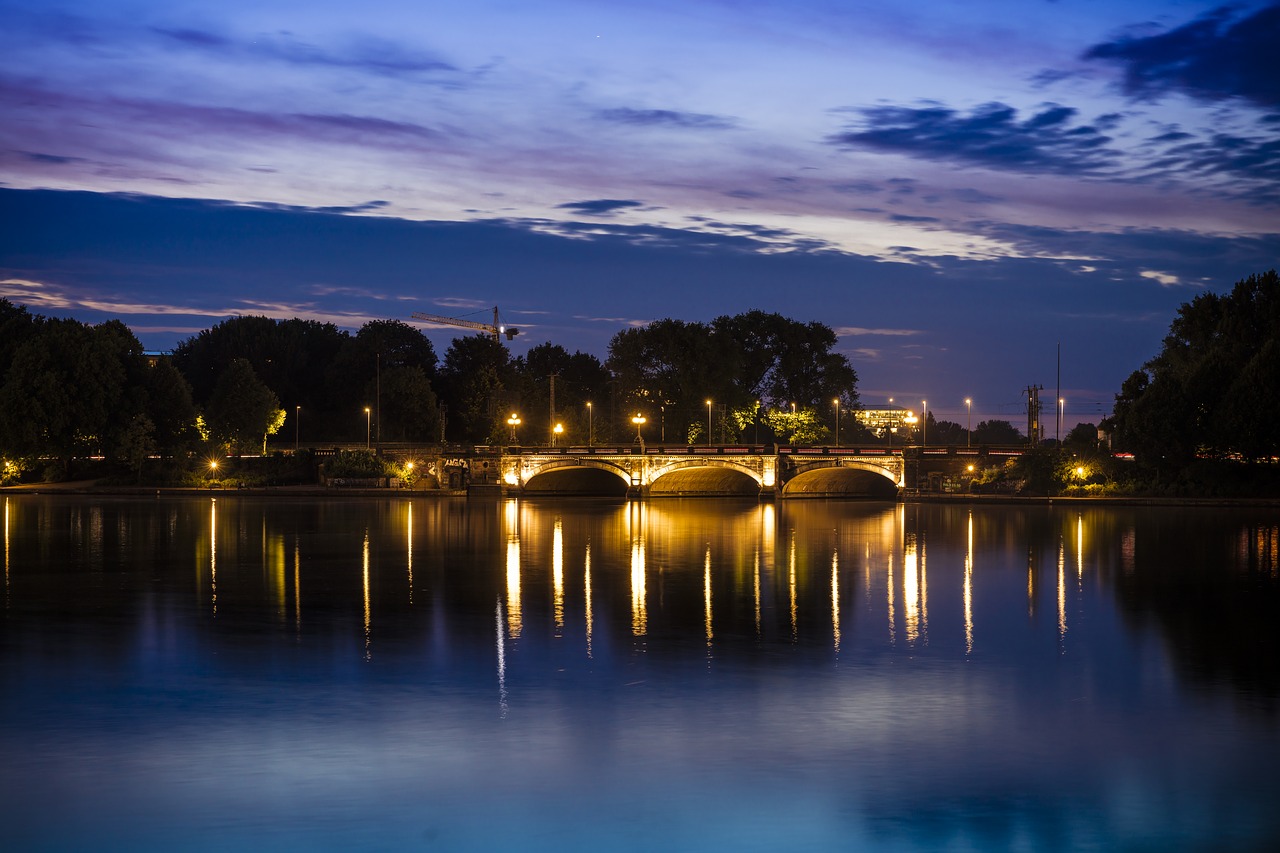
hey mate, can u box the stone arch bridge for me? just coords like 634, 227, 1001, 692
472, 445, 908, 499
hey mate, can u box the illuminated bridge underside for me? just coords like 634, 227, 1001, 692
782, 467, 899, 499
504, 451, 904, 498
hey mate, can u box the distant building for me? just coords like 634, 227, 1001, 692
855, 406, 916, 438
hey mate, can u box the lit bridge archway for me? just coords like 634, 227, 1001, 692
486, 446, 905, 499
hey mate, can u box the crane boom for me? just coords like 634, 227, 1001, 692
410, 306, 519, 341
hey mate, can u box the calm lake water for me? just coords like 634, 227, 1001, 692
2, 494, 1279, 851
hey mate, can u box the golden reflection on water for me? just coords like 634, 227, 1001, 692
753, 549, 761, 638
903, 534, 920, 645
831, 548, 840, 653
630, 503, 647, 636
553, 518, 564, 634
265, 518, 286, 623
1077, 514, 1084, 581
294, 537, 301, 633
789, 530, 798, 642
505, 499, 522, 639
209, 499, 217, 616
132, 495, 1280, 661
584, 542, 593, 658
4, 497, 9, 604
964, 511, 973, 655
362, 531, 371, 660
704, 545, 713, 646
1058, 536, 1067, 644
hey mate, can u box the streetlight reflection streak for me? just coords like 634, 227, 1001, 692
553, 518, 564, 633
362, 531, 371, 661
831, 549, 840, 653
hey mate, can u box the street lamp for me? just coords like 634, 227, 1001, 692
586, 402, 593, 447
833, 397, 840, 447
922, 400, 927, 448
904, 410, 918, 444
965, 398, 972, 448
507, 413, 521, 443
1058, 398, 1065, 443
632, 413, 646, 443
364, 407, 371, 449
553, 422, 564, 447
706, 400, 713, 446
295, 405, 300, 452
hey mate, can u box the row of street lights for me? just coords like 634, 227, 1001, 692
470, 396, 1057, 448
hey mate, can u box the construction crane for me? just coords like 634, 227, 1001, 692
410, 306, 519, 341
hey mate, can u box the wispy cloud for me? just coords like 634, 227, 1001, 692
595, 107, 737, 130
835, 327, 924, 337
151, 26, 459, 78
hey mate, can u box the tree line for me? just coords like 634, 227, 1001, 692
3, 269, 1275, 493
0, 304, 873, 479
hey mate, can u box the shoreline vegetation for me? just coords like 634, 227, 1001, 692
2, 271, 1278, 499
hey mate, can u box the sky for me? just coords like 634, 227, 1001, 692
2, 0, 1278, 430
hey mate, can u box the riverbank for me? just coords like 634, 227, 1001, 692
3, 481, 1278, 506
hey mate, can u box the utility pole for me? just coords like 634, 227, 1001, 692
549, 373, 557, 446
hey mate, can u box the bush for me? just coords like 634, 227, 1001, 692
323, 449, 391, 479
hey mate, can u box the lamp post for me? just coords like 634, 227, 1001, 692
1058, 398, 1065, 443
965, 398, 972, 448
295, 405, 300, 452
507, 413, 521, 444
922, 400, 927, 448
632, 413, 646, 443
833, 397, 840, 447
586, 402, 593, 447
706, 400, 713, 446
553, 423, 564, 447
364, 407, 371, 449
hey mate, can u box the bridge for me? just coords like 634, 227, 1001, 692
479, 445, 911, 499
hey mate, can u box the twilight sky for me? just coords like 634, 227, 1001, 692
2, 0, 1278, 428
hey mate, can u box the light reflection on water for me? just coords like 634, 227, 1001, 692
1, 495, 1279, 851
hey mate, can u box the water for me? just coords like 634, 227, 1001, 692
2, 494, 1278, 851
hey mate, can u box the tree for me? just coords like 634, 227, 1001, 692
1111, 270, 1280, 468
511, 343, 609, 444
143, 359, 201, 459
373, 365, 440, 441
972, 419, 1024, 445
203, 358, 286, 455
0, 317, 143, 476
437, 335, 514, 443
928, 417, 966, 446
607, 311, 859, 445
173, 315, 348, 436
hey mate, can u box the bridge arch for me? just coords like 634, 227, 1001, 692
510, 457, 633, 495
648, 459, 763, 496
782, 459, 901, 498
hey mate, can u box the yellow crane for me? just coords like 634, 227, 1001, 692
410, 306, 519, 341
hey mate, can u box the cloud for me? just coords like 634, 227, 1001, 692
554, 199, 647, 216
827, 101, 1120, 175
151, 26, 458, 78
1140, 127, 1280, 196
834, 327, 924, 337
595, 107, 737, 130
1084, 4, 1280, 108
244, 200, 391, 215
